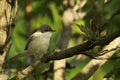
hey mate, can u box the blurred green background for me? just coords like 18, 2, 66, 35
7, 0, 120, 80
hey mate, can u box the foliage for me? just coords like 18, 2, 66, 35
6, 0, 120, 80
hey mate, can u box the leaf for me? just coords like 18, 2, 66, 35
76, 24, 94, 40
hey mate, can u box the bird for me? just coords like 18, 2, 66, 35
25, 24, 55, 60
6, 24, 55, 65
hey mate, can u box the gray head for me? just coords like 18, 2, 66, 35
38, 24, 55, 33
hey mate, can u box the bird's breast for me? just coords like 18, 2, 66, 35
27, 32, 52, 57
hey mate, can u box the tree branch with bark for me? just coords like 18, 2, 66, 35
12, 28, 120, 79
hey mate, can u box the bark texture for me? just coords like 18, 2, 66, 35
0, 0, 18, 71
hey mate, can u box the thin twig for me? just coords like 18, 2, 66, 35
99, 8, 120, 32
97, 43, 120, 56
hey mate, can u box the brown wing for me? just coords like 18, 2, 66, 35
24, 35, 34, 50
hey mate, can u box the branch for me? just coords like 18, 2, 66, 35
12, 29, 120, 79
47, 29, 120, 61
97, 43, 120, 56
13, 60, 41, 80
99, 8, 120, 32
54, 3, 72, 79
72, 37, 120, 80
0, 0, 17, 73
12, 30, 120, 80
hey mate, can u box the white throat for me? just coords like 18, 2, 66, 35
42, 32, 52, 38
